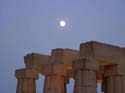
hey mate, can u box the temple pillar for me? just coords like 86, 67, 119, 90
43, 64, 67, 93
122, 76, 125, 93
15, 69, 38, 93
104, 64, 122, 93
73, 58, 98, 93
105, 75, 122, 93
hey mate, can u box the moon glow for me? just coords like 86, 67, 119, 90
59, 20, 66, 27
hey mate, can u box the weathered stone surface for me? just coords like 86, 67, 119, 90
16, 78, 37, 93
16, 69, 38, 93
80, 41, 125, 75
53, 64, 66, 75
51, 48, 79, 66
105, 75, 122, 93
42, 64, 67, 93
15, 69, 39, 79
73, 57, 98, 93
73, 58, 99, 71
51, 49, 64, 63
104, 64, 121, 77
41, 63, 67, 76
15, 41, 125, 93
43, 64, 67, 93
44, 75, 66, 93
121, 48, 125, 75
41, 64, 53, 75
24, 53, 51, 73
73, 69, 97, 93
80, 41, 122, 64
103, 64, 123, 93
122, 76, 125, 93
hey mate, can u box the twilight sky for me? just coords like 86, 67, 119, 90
0, 0, 125, 93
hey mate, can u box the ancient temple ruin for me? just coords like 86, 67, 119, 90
15, 41, 125, 93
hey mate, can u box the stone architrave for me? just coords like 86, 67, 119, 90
73, 58, 98, 93
15, 69, 39, 93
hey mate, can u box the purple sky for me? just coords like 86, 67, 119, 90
0, 0, 125, 93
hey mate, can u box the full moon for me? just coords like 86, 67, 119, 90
59, 20, 66, 27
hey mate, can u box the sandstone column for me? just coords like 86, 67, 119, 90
73, 58, 98, 93
104, 64, 122, 93
122, 76, 125, 93
43, 64, 67, 93
15, 69, 39, 93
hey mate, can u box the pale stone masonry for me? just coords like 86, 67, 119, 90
15, 41, 125, 93
73, 58, 98, 93
15, 69, 39, 93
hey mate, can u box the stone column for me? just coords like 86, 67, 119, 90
43, 64, 67, 93
104, 64, 122, 93
44, 75, 57, 93
15, 69, 39, 93
73, 58, 98, 93
122, 76, 125, 93
106, 75, 122, 93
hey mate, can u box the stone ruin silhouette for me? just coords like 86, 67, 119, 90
15, 41, 125, 93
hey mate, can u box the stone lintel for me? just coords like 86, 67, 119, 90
41, 64, 54, 75
51, 48, 64, 63
104, 64, 121, 77
15, 69, 39, 79
73, 58, 98, 71
53, 64, 67, 76
80, 41, 121, 64
42, 64, 67, 76
51, 48, 79, 66
24, 53, 51, 72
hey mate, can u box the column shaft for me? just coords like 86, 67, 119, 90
17, 78, 36, 93
73, 58, 98, 93
44, 75, 65, 93
122, 76, 125, 93
105, 75, 122, 93
16, 79, 23, 93
104, 64, 123, 93
74, 70, 97, 93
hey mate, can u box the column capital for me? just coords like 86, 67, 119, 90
73, 58, 99, 71
15, 68, 39, 79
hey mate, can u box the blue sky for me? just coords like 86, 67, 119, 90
0, 0, 125, 93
